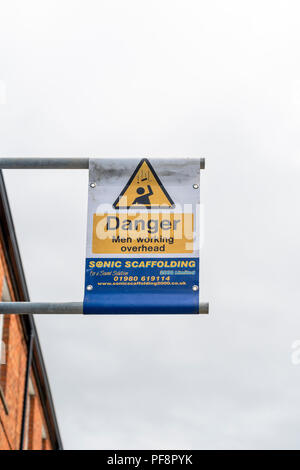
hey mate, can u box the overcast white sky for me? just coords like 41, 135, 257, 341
1, 0, 300, 450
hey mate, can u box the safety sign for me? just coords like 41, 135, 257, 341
83, 158, 202, 315
113, 158, 174, 209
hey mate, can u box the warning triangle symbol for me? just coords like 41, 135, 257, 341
113, 159, 175, 209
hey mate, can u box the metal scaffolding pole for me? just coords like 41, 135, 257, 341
0, 157, 206, 170
0, 302, 209, 315
0, 157, 89, 169
0, 302, 83, 314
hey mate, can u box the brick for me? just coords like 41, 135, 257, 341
0, 244, 53, 450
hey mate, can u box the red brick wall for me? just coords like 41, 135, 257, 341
0, 243, 53, 450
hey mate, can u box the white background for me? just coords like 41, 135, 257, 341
1, 0, 300, 449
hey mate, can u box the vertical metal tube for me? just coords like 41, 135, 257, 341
19, 330, 34, 450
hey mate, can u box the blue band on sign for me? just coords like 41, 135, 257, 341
83, 258, 199, 315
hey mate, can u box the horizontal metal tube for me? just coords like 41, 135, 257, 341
0, 157, 205, 169
0, 301, 209, 315
199, 302, 209, 314
0, 302, 83, 314
0, 158, 89, 169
